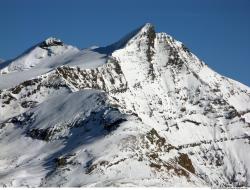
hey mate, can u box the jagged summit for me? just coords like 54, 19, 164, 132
140, 22, 154, 30
124, 23, 156, 47
96, 23, 156, 54
113, 22, 156, 47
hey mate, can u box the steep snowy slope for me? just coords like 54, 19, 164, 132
0, 23, 250, 187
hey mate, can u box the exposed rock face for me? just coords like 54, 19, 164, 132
0, 23, 250, 187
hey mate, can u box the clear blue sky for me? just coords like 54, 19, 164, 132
0, 0, 249, 86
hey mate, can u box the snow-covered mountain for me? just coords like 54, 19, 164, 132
0, 23, 250, 187
0, 37, 79, 74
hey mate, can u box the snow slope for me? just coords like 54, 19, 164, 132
0, 23, 250, 187
0, 38, 107, 90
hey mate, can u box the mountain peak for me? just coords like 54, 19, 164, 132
139, 22, 154, 32
116, 23, 156, 48
96, 23, 156, 54
39, 37, 64, 48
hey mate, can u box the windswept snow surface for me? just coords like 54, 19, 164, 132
0, 23, 250, 187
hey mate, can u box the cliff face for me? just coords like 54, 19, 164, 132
0, 23, 250, 187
